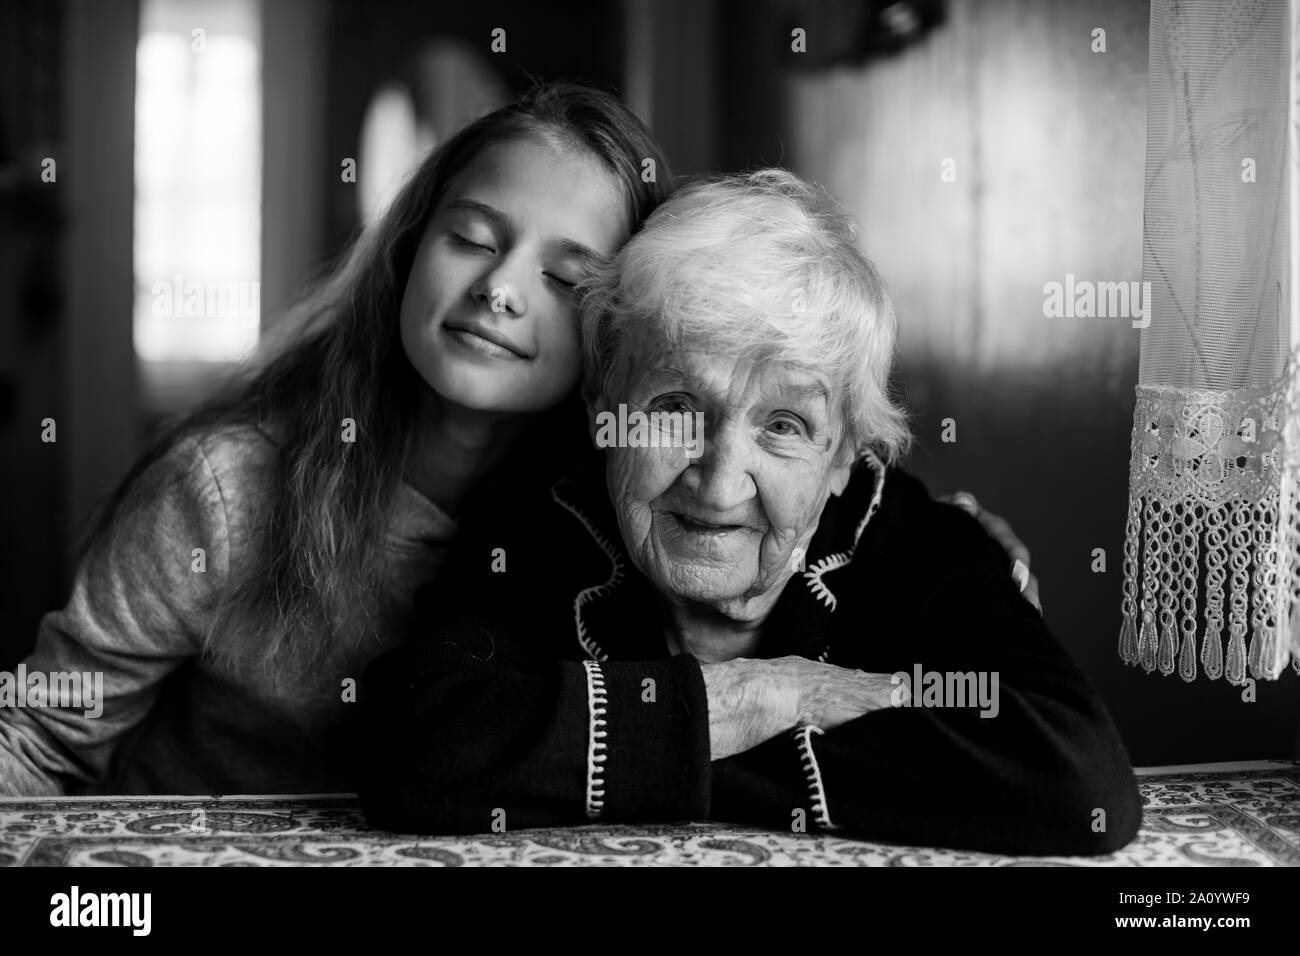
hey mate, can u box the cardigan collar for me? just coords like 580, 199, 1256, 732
549, 453, 889, 663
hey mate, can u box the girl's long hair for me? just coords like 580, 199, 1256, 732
87, 83, 676, 681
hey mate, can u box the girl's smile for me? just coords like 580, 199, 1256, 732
442, 318, 531, 360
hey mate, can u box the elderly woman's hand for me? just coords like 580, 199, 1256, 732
701, 656, 894, 760
939, 491, 1042, 614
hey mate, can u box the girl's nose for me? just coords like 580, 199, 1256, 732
471, 260, 527, 317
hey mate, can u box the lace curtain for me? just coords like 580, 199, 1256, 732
1120, 0, 1300, 682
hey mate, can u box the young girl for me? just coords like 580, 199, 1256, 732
0, 84, 676, 795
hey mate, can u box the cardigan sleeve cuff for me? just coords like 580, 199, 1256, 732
792, 725, 837, 830
569, 654, 711, 821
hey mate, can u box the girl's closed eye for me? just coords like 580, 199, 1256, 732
449, 232, 495, 253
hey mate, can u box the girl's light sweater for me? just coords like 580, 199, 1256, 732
0, 424, 456, 795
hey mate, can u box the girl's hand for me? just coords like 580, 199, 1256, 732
940, 491, 1043, 615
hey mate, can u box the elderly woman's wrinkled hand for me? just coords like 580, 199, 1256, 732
701, 656, 894, 761
792, 660, 897, 731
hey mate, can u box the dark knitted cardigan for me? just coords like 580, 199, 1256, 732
360, 455, 1142, 856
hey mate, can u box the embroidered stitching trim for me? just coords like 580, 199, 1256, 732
793, 724, 835, 829
803, 451, 888, 612
582, 660, 609, 819
552, 483, 624, 662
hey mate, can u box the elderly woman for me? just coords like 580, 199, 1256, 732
360, 170, 1141, 855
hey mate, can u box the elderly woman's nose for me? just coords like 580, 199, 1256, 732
683, 430, 757, 510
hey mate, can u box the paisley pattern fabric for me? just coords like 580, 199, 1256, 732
1, 761, 1296, 867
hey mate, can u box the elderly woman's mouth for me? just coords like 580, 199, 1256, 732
670, 512, 750, 535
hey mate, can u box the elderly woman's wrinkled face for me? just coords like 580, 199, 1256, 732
603, 347, 855, 618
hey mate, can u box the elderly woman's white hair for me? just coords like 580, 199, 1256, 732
580, 168, 912, 465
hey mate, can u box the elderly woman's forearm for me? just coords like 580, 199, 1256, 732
706, 595, 1141, 854
706, 670, 1141, 855
359, 631, 714, 833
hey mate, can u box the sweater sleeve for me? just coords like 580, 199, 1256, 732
359, 601, 712, 834
0, 437, 229, 795
709, 518, 1143, 856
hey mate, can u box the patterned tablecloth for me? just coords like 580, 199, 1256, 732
1, 760, 1296, 866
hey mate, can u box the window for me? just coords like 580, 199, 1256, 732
133, 0, 261, 370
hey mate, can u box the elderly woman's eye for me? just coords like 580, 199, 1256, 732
648, 395, 694, 415
766, 415, 808, 437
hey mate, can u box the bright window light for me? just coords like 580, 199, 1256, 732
133, 0, 261, 364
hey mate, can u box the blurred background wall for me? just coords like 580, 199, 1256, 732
2, 0, 1297, 764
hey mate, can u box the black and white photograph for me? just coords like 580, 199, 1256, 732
0, 0, 1296, 930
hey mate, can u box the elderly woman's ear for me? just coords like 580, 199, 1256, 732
826, 437, 859, 498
